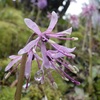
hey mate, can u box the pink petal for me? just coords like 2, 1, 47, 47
41, 42, 51, 69
25, 51, 33, 79
52, 43, 76, 53
56, 27, 72, 36
5, 56, 22, 71
18, 37, 40, 54
47, 50, 65, 59
46, 11, 58, 32
24, 18, 41, 35
47, 27, 72, 38
9, 55, 21, 59
34, 53, 42, 61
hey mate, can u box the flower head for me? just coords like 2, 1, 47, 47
70, 14, 79, 29
5, 11, 80, 86
37, 0, 47, 9
31, 0, 47, 9
82, 3, 96, 18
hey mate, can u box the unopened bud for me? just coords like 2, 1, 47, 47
68, 64, 77, 74
52, 82, 58, 89
32, 48, 36, 53
73, 66, 79, 72
63, 77, 69, 81
70, 54, 76, 58
4, 72, 11, 79
72, 37, 78, 40
73, 71, 77, 74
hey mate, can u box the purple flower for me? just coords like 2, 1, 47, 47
18, 11, 77, 59
25, 50, 34, 79
82, 3, 96, 18
47, 12, 52, 20
5, 49, 42, 79
5, 55, 22, 72
46, 50, 80, 85
31, 0, 47, 9
70, 15, 79, 29
5, 11, 80, 85
37, 0, 47, 9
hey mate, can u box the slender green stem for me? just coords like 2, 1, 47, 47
82, 31, 87, 51
14, 33, 36, 100
36, 9, 41, 23
88, 19, 93, 95
82, 23, 88, 51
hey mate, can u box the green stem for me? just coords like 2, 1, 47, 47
88, 19, 93, 95
82, 31, 87, 51
14, 33, 36, 100
82, 24, 88, 51
36, 9, 41, 23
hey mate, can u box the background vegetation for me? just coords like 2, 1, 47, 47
0, 0, 100, 100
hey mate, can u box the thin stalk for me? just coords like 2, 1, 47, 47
82, 23, 88, 51
88, 19, 93, 95
15, 33, 36, 100
36, 9, 41, 23
82, 31, 87, 51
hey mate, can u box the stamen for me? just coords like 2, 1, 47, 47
57, 65, 80, 85
62, 77, 69, 81
4, 72, 11, 80
52, 82, 58, 89
51, 43, 75, 58
73, 65, 79, 72
72, 37, 78, 40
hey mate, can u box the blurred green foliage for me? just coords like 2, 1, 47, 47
0, 86, 16, 100
0, 7, 32, 58
23, 84, 62, 100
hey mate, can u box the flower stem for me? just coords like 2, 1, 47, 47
82, 31, 87, 51
88, 19, 93, 95
36, 9, 41, 23
14, 33, 36, 100
14, 54, 27, 100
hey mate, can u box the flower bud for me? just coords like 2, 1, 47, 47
4, 72, 11, 79
72, 37, 78, 40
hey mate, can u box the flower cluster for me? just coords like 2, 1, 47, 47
5, 11, 80, 86
70, 14, 79, 29
82, 3, 96, 18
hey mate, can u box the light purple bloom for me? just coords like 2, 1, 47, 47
5, 55, 22, 71
41, 42, 52, 69
31, 0, 47, 10
82, 3, 96, 18
47, 12, 52, 20
37, 0, 47, 9
25, 50, 34, 79
5, 49, 42, 79
5, 11, 80, 85
46, 50, 80, 85
18, 11, 76, 60
70, 15, 79, 29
